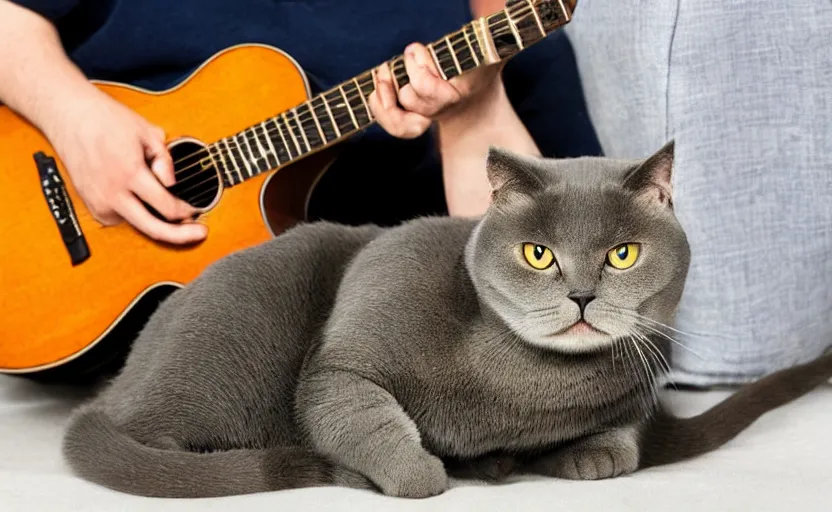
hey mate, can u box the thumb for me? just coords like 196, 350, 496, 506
144, 126, 175, 187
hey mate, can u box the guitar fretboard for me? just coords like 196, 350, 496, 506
207, 0, 573, 188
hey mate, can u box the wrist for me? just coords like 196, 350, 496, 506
437, 64, 505, 120
436, 79, 522, 151
437, 76, 507, 133
37, 80, 106, 142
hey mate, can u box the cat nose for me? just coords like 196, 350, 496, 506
567, 291, 596, 316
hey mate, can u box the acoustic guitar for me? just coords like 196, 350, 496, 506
0, 0, 577, 377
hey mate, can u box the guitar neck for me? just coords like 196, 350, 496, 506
208, 0, 576, 188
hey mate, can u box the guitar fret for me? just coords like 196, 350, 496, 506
251, 128, 269, 171
236, 133, 256, 177
270, 121, 291, 163
493, 2, 555, 59
527, 0, 547, 38
209, 143, 233, 186
309, 97, 339, 143
506, 10, 524, 50
390, 57, 407, 90
346, 79, 372, 126
462, 24, 480, 66
289, 109, 310, 153
221, 138, 244, 183
319, 95, 341, 138
353, 77, 373, 121
427, 45, 447, 80
259, 120, 280, 168
296, 104, 323, 149
339, 85, 359, 129
273, 117, 296, 160
538, 0, 567, 31
450, 32, 477, 73
323, 89, 355, 137
432, 37, 461, 79
282, 113, 303, 156
488, 11, 520, 60
253, 124, 276, 169
306, 101, 327, 143
446, 36, 462, 75
382, 61, 396, 92
246, 130, 264, 173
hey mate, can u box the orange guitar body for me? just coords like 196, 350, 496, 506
0, 44, 331, 375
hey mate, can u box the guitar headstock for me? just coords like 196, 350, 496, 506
483, 0, 578, 62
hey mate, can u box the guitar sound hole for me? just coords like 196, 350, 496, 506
143, 139, 221, 221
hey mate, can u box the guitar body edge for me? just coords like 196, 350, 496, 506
0, 43, 333, 375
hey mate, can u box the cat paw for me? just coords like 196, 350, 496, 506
531, 428, 640, 481
378, 451, 448, 499
554, 445, 638, 480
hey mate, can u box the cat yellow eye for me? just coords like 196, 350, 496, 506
606, 243, 640, 270
522, 243, 556, 270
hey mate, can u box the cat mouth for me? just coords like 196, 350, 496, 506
552, 321, 606, 337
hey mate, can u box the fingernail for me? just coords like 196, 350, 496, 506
415, 48, 440, 77
152, 160, 173, 185
191, 223, 208, 238
376, 79, 392, 110
380, 88, 391, 110
412, 47, 427, 68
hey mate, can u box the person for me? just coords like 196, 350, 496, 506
0, 0, 601, 244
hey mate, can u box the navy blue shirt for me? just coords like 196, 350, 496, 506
15, 0, 473, 93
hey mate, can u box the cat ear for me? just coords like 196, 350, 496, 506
623, 140, 675, 207
486, 147, 546, 200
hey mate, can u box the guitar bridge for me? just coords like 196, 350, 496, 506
34, 152, 90, 266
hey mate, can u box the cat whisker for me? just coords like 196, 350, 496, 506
633, 331, 671, 376
632, 320, 707, 361
632, 330, 677, 391
593, 304, 708, 361
619, 309, 735, 343
621, 337, 656, 412
630, 335, 660, 407
523, 306, 561, 319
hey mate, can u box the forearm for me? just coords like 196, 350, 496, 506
437, 78, 540, 217
0, 1, 99, 137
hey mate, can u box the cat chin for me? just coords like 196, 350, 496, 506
523, 331, 614, 354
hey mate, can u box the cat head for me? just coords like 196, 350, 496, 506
465, 141, 690, 354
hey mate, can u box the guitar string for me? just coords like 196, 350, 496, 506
191, 2, 540, 154
213, 4, 538, 148
176, 49, 500, 201
163, 5, 538, 170
169, 54, 487, 200
171, 34, 546, 198
164, 6, 537, 179
163, 8, 544, 198
168, 11, 543, 201
164, 24, 502, 169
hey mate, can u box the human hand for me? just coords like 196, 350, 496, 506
368, 42, 504, 139
43, 90, 208, 244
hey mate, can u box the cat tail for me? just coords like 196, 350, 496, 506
638, 348, 832, 469
62, 406, 370, 498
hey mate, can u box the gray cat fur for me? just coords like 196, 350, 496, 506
62, 142, 832, 498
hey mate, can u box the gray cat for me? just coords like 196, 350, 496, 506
63, 141, 832, 498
